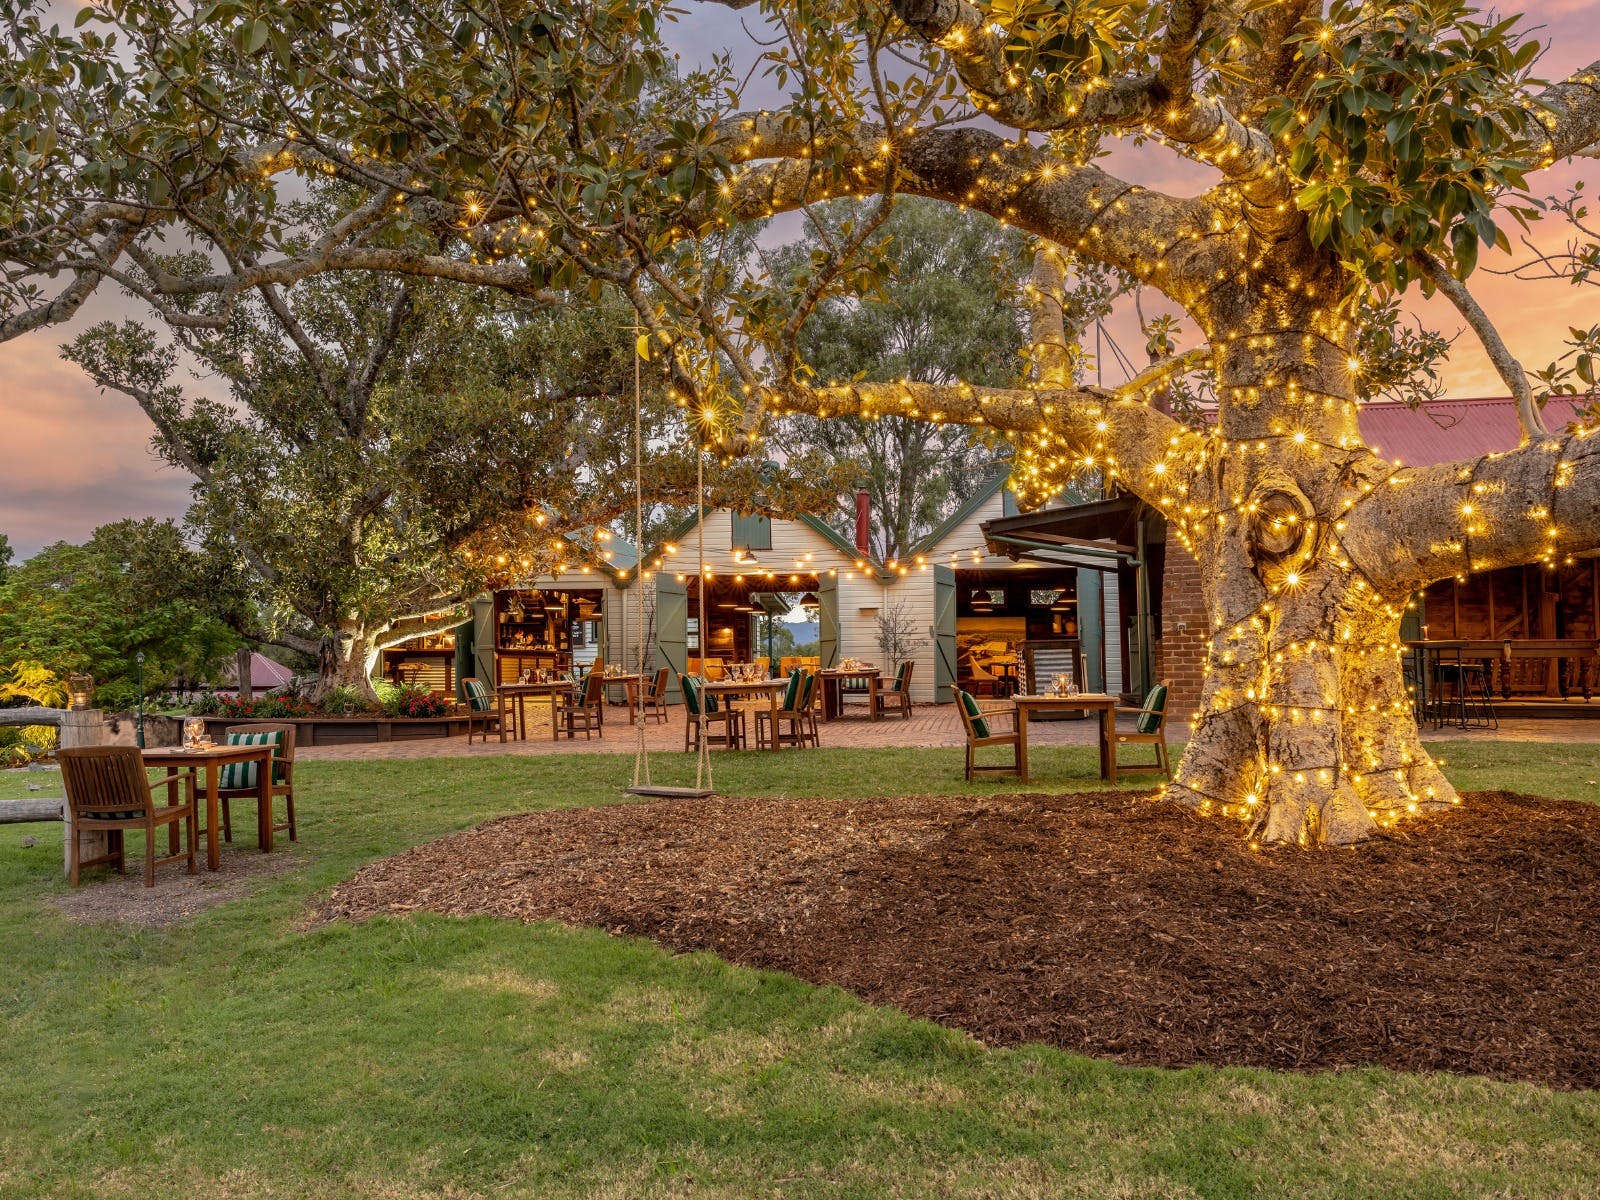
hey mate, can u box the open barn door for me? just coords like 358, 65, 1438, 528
817, 572, 840, 668
655, 574, 687, 703
934, 564, 958, 703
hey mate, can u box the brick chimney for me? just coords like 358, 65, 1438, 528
854, 488, 871, 555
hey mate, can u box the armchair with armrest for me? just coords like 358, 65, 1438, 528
1113, 680, 1172, 785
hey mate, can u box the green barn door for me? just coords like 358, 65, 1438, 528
655, 574, 687, 703
817, 572, 840, 668
472, 597, 497, 687
934, 564, 958, 703
1077, 568, 1105, 694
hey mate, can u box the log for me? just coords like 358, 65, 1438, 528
0, 707, 64, 727
0, 798, 63, 823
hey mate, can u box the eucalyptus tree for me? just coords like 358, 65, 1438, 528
769, 197, 1113, 560
6, 0, 1600, 844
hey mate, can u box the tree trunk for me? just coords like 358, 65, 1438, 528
1154, 292, 1458, 846
315, 623, 381, 703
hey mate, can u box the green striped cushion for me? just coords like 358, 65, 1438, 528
1136, 685, 1167, 735
782, 669, 803, 712
463, 678, 492, 712
894, 661, 910, 690
219, 731, 283, 790
958, 690, 990, 739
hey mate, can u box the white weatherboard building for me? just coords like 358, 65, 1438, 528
420, 473, 1146, 705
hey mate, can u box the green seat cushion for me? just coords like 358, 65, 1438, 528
894, 661, 910, 690
1136, 684, 1168, 735
958, 690, 990, 739
681, 675, 718, 715
782, 669, 803, 712
79, 806, 143, 821
219, 730, 284, 790
463, 679, 493, 712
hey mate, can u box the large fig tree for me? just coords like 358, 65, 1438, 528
4, 0, 1600, 844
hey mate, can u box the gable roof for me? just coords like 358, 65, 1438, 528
1357, 395, 1590, 466
909, 471, 1010, 558
630, 498, 894, 583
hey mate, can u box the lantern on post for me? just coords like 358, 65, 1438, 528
68, 673, 94, 711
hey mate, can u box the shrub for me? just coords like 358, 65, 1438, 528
215, 693, 319, 720
188, 692, 222, 715
378, 682, 451, 719
318, 685, 374, 715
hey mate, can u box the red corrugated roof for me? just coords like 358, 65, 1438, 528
1356, 396, 1589, 467
222, 652, 296, 690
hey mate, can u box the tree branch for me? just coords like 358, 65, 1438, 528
1341, 426, 1600, 593
717, 117, 1217, 302
1415, 250, 1548, 440
1530, 59, 1600, 162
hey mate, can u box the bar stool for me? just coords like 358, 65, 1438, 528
1433, 659, 1498, 730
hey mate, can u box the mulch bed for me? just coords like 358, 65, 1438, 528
314, 790, 1600, 1089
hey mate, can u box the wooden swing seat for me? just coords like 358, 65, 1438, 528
625, 784, 715, 799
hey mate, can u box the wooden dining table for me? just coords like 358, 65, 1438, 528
495, 680, 573, 742
142, 743, 274, 871
703, 678, 788, 750
595, 672, 643, 723
817, 667, 880, 721
1011, 692, 1120, 784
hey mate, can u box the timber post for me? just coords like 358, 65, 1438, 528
56, 708, 107, 875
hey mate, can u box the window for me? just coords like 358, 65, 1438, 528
731, 512, 772, 551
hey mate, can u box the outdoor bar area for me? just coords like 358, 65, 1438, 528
490, 586, 604, 685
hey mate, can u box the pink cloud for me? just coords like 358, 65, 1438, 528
0, 329, 192, 556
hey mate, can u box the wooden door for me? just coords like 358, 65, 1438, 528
817, 572, 840, 668
934, 565, 958, 703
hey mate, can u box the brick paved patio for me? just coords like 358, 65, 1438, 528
297, 702, 1600, 761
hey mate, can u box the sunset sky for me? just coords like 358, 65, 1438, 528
3, 3, 1597, 557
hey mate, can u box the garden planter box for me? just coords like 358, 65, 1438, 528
201, 713, 475, 746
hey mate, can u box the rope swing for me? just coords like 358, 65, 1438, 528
628, 323, 714, 799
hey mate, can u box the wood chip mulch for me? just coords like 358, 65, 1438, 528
313, 790, 1600, 1089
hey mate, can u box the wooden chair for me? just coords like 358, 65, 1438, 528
953, 687, 1021, 781
555, 670, 605, 740
964, 657, 1000, 698
755, 669, 815, 749
215, 723, 298, 850
871, 660, 915, 720
462, 677, 511, 744
681, 674, 744, 750
641, 666, 671, 724
1113, 680, 1172, 785
59, 746, 197, 887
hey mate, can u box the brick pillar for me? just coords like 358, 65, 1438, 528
1160, 545, 1208, 716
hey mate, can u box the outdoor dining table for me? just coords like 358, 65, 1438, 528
817, 667, 880, 721
1011, 692, 1119, 784
142, 743, 274, 871
595, 672, 643, 724
495, 680, 572, 742
703, 677, 788, 750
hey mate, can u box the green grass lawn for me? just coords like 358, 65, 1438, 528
2, 742, 1599, 1199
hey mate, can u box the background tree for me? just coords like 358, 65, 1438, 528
0, 534, 11, 583
768, 199, 1027, 560
7, 0, 1600, 845
0, 519, 242, 709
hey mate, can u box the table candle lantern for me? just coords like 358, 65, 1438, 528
183, 716, 207, 748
